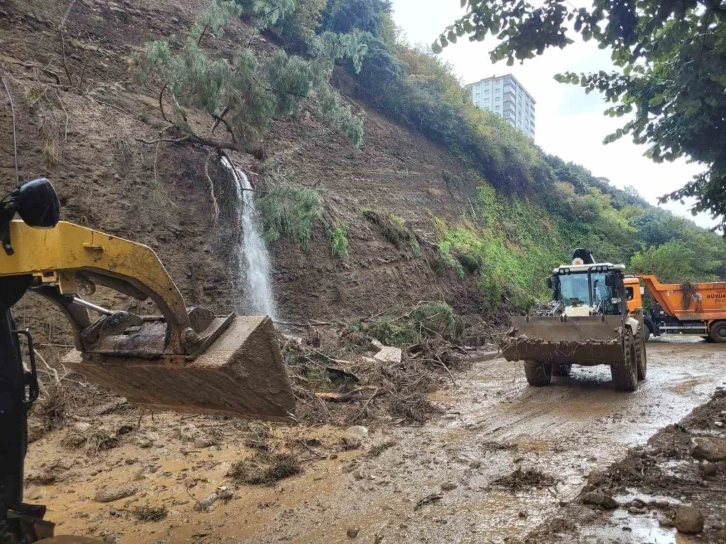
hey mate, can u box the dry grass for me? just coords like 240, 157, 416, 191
228, 452, 301, 486
35, 383, 71, 431
133, 506, 168, 522
61, 426, 119, 455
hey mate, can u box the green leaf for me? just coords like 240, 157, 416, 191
709, 74, 726, 88
431, 41, 443, 54
648, 95, 665, 107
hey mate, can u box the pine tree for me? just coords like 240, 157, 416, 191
136, 0, 365, 151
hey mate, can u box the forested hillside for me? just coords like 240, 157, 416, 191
1, 0, 724, 323
237, 0, 726, 309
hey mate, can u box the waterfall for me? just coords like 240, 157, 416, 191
221, 158, 277, 319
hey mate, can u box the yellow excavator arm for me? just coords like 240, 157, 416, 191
0, 186, 294, 421
2, 220, 196, 354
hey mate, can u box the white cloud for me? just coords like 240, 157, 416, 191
390, 0, 717, 230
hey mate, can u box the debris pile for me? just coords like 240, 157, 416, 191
282, 302, 495, 425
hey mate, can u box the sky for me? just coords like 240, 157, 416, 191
390, 0, 719, 230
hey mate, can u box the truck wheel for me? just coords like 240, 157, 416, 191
710, 321, 726, 343
644, 324, 651, 342
524, 360, 552, 386
554, 363, 572, 377
611, 330, 638, 392
634, 331, 647, 381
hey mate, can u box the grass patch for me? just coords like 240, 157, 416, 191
328, 222, 349, 259
257, 182, 324, 251
362, 210, 411, 249
229, 452, 301, 485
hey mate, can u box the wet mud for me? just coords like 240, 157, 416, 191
26, 338, 724, 543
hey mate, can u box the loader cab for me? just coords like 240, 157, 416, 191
550, 262, 627, 317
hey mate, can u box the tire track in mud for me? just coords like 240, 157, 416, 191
249, 339, 724, 544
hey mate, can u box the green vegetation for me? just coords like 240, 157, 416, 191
256, 184, 323, 251
134, 0, 726, 309
437, 0, 726, 231
327, 222, 349, 259
433, 174, 726, 311
136, 0, 364, 151
361, 302, 459, 346
630, 241, 723, 284
361, 210, 412, 250
258, 0, 726, 305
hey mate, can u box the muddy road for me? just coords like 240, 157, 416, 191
27, 338, 724, 543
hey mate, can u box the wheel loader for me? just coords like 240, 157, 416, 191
0, 179, 294, 542
502, 249, 647, 391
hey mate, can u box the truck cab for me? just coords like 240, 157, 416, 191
625, 276, 656, 340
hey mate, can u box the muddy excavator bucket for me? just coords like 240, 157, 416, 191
502, 315, 625, 366
63, 315, 295, 421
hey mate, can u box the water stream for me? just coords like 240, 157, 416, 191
221, 158, 276, 319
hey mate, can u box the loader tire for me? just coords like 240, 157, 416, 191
709, 321, 726, 343
524, 360, 552, 387
611, 329, 638, 392
554, 363, 572, 377
635, 331, 647, 381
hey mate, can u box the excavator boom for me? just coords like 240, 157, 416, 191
1, 200, 294, 421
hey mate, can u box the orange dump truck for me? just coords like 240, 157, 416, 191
626, 275, 726, 342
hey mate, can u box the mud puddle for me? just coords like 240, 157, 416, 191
26, 339, 724, 543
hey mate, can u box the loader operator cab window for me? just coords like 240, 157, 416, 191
591, 274, 615, 314
558, 274, 589, 307
557, 271, 621, 315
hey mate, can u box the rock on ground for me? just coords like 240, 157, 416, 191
94, 485, 136, 503
675, 505, 705, 534
374, 346, 402, 364
691, 437, 726, 462
581, 491, 619, 510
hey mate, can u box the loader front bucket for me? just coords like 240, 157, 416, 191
502, 315, 625, 366
63, 315, 295, 421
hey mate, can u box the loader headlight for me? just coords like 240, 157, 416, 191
13, 178, 60, 228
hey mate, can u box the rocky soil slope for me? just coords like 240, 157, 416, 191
1, 0, 487, 344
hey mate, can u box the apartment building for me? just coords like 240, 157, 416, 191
466, 74, 536, 139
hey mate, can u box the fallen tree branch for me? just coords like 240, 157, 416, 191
315, 386, 378, 403
58, 30, 74, 87
348, 387, 381, 423
273, 319, 333, 328
158, 83, 172, 124
434, 354, 457, 387
204, 152, 220, 225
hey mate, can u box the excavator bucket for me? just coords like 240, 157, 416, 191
63, 315, 295, 421
502, 315, 625, 366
